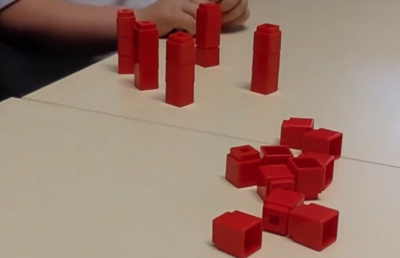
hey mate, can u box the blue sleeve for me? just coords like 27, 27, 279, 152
0, 0, 17, 11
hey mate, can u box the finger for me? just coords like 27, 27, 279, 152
183, 2, 200, 18
217, 0, 241, 13
221, 0, 248, 23
174, 11, 197, 36
222, 8, 250, 28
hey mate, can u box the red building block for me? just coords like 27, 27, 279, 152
252, 24, 282, 55
196, 46, 219, 67
260, 145, 293, 165
280, 118, 314, 149
212, 210, 263, 258
165, 84, 194, 107
134, 21, 159, 90
117, 9, 136, 74
288, 203, 339, 251
302, 128, 343, 159
225, 145, 262, 188
252, 52, 280, 74
262, 188, 305, 236
298, 152, 335, 190
196, 3, 221, 30
257, 164, 295, 200
287, 157, 325, 200
166, 32, 195, 65
250, 71, 279, 95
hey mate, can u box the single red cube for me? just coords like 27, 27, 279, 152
212, 210, 263, 258
280, 117, 314, 149
225, 145, 262, 188
288, 203, 339, 251
252, 52, 280, 74
252, 24, 281, 55
134, 65, 158, 90
196, 3, 222, 29
302, 128, 343, 159
118, 55, 134, 74
298, 152, 335, 190
196, 46, 219, 68
250, 71, 279, 95
287, 157, 325, 200
262, 188, 305, 236
165, 84, 194, 107
195, 28, 220, 48
260, 145, 293, 165
165, 62, 195, 86
257, 164, 295, 200
166, 32, 195, 65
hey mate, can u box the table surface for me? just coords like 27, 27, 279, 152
26, 0, 400, 168
0, 98, 399, 257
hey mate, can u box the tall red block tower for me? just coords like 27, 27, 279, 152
165, 32, 195, 107
195, 3, 222, 68
250, 24, 282, 95
117, 9, 136, 74
134, 21, 159, 90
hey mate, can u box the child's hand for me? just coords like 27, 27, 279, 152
215, 0, 250, 29
135, 0, 209, 37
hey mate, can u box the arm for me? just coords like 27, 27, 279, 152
0, 0, 123, 55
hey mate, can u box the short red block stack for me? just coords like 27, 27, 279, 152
225, 145, 262, 188
117, 9, 136, 74
195, 3, 222, 68
165, 32, 195, 107
262, 189, 304, 236
134, 21, 159, 90
250, 24, 281, 95
280, 118, 314, 149
212, 211, 263, 258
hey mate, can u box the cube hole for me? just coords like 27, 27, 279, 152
329, 135, 342, 157
322, 215, 338, 248
241, 147, 251, 153
263, 146, 292, 155
268, 215, 280, 225
293, 157, 322, 169
244, 224, 262, 256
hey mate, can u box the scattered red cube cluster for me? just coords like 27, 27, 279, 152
212, 117, 342, 257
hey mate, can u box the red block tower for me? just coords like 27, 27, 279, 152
165, 32, 195, 107
117, 9, 136, 74
250, 24, 282, 95
195, 3, 222, 68
134, 21, 159, 90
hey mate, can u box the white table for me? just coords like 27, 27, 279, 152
25, 0, 400, 168
0, 98, 399, 257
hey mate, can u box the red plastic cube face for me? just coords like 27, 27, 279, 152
302, 128, 343, 159
298, 152, 335, 190
165, 62, 195, 86
117, 9, 135, 36
250, 71, 278, 95
195, 28, 220, 48
252, 52, 280, 74
280, 118, 314, 149
165, 84, 194, 107
196, 47, 219, 68
196, 3, 222, 29
288, 203, 339, 251
287, 157, 325, 200
118, 36, 134, 56
260, 145, 293, 165
253, 24, 281, 55
212, 211, 263, 258
166, 32, 195, 65
225, 146, 262, 188
134, 65, 158, 90
262, 189, 304, 236
118, 55, 134, 74
257, 164, 295, 200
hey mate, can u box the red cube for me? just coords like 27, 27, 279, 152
252, 23, 281, 55
252, 52, 280, 74
165, 84, 194, 107
260, 145, 293, 165
166, 32, 195, 65
280, 118, 314, 149
196, 47, 219, 68
165, 62, 195, 86
288, 203, 339, 251
212, 211, 263, 258
250, 71, 279, 95
298, 152, 335, 190
257, 164, 295, 200
225, 145, 262, 188
302, 128, 343, 159
262, 188, 305, 235
287, 157, 325, 200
